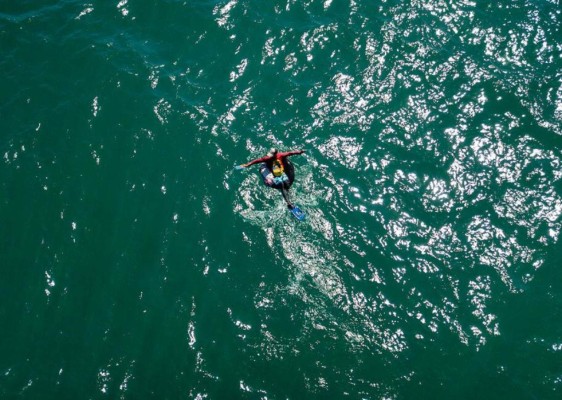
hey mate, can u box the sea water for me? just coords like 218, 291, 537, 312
1, 1, 562, 398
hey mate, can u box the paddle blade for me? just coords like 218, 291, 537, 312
290, 205, 306, 221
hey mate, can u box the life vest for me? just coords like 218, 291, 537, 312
272, 159, 285, 177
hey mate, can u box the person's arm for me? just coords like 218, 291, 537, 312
278, 149, 306, 158
242, 154, 271, 168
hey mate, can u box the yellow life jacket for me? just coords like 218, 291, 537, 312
272, 159, 284, 177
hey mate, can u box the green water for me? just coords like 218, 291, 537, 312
1, 0, 562, 398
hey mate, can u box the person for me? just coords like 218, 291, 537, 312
239, 148, 306, 209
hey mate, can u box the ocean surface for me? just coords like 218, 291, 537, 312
1, 0, 562, 398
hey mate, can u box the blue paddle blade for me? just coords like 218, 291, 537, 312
234, 165, 245, 171
290, 205, 306, 221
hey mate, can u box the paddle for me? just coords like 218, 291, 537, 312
290, 205, 306, 221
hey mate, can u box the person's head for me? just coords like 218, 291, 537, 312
268, 147, 278, 157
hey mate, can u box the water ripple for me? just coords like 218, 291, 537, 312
227, 1, 562, 370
